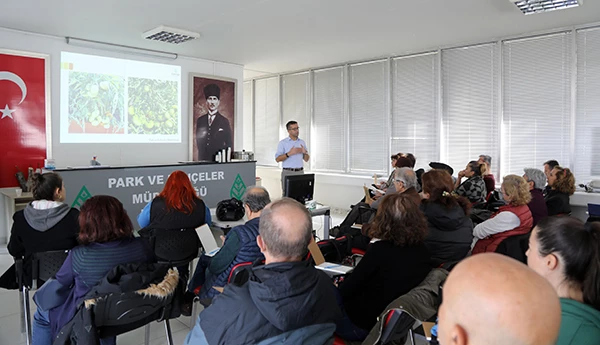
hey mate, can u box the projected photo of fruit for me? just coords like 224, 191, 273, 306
127, 78, 178, 135
67, 72, 125, 134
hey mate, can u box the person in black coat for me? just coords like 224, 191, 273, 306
545, 166, 575, 216
420, 169, 473, 268
0, 172, 79, 289
337, 193, 431, 341
185, 198, 341, 345
195, 83, 232, 161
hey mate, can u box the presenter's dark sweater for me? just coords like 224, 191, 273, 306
339, 240, 431, 330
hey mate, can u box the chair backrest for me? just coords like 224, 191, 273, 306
227, 261, 253, 286
495, 232, 531, 264
93, 290, 168, 338
150, 228, 200, 266
379, 309, 420, 345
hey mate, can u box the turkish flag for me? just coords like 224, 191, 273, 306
0, 53, 47, 188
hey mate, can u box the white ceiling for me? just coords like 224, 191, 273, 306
2, 0, 600, 78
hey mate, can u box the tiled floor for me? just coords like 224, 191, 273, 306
0, 213, 347, 345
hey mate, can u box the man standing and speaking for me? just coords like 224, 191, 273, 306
196, 84, 233, 161
275, 121, 309, 195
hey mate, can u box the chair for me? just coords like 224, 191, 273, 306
56, 266, 180, 345
227, 261, 253, 286
15, 249, 70, 345
333, 309, 424, 345
147, 228, 200, 342
495, 232, 531, 264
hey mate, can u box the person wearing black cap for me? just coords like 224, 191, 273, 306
195, 84, 233, 161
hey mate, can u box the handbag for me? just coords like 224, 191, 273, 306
33, 278, 72, 311
216, 198, 245, 221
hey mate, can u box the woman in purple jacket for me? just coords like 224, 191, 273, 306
32, 196, 153, 345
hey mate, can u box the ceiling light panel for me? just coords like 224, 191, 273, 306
510, 0, 580, 15
143, 26, 200, 44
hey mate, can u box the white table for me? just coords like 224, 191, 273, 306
1, 189, 33, 245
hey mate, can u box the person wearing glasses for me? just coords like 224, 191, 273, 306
275, 121, 310, 195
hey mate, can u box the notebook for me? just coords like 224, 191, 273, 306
196, 224, 221, 257
315, 262, 354, 275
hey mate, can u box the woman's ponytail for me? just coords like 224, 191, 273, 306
583, 222, 600, 310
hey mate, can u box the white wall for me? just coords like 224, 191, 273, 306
0, 27, 245, 167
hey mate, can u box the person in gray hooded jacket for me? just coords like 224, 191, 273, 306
0, 172, 79, 289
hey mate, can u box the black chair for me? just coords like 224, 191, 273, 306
147, 228, 201, 342
378, 309, 424, 345
495, 232, 531, 264
228, 261, 253, 286
92, 283, 178, 345
15, 249, 70, 345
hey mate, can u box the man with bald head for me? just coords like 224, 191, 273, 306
437, 253, 561, 345
185, 198, 341, 345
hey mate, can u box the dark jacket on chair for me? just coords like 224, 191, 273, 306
421, 202, 473, 267
361, 268, 449, 345
193, 261, 341, 345
200, 217, 263, 298
54, 263, 180, 345
545, 190, 571, 216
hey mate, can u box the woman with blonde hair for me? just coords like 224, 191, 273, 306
545, 166, 575, 216
472, 175, 533, 254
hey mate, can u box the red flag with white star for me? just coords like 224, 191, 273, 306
0, 52, 47, 188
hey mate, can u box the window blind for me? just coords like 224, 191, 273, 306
254, 76, 280, 166
442, 43, 499, 177
392, 53, 439, 171
349, 61, 388, 173
282, 72, 310, 168
502, 33, 572, 177
312, 67, 345, 172
242, 81, 254, 152
575, 28, 600, 183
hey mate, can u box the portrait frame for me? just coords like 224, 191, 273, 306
189, 73, 236, 161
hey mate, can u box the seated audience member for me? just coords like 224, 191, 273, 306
478, 154, 495, 195
1, 172, 79, 289
527, 217, 600, 345
334, 167, 419, 239
376, 153, 401, 192
543, 159, 560, 195
472, 175, 533, 254
355, 168, 421, 250
185, 198, 341, 345
137, 170, 210, 231
454, 161, 487, 204
337, 193, 431, 341
545, 166, 575, 216
420, 169, 473, 267
187, 186, 270, 300
437, 253, 561, 345
429, 162, 455, 184
523, 168, 549, 226
32, 195, 154, 345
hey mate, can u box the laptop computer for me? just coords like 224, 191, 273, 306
196, 224, 221, 257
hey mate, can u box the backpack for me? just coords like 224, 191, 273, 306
216, 198, 245, 221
